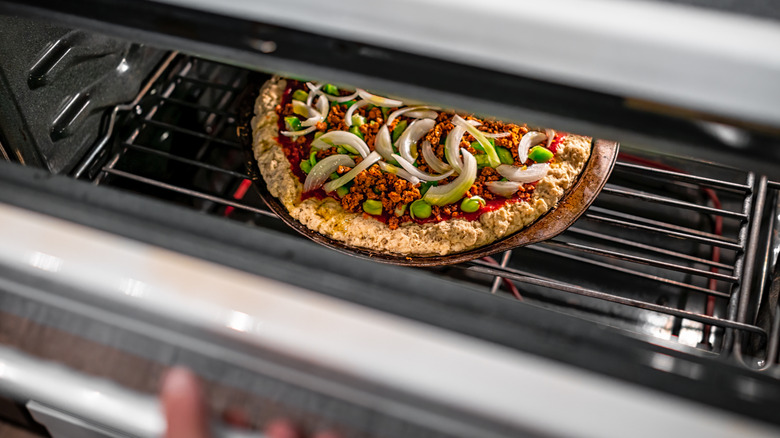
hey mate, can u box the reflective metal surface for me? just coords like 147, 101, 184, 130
0, 201, 777, 438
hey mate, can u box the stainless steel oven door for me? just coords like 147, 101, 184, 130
0, 161, 778, 438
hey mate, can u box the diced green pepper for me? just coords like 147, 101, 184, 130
330, 172, 340, 180
410, 199, 432, 219
362, 199, 383, 215
392, 120, 408, 142
300, 160, 312, 174
475, 154, 491, 168
381, 107, 389, 121
322, 84, 339, 95
309, 150, 318, 166
528, 146, 554, 163
348, 125, 364, 140
410, 142, 418, 160
496, 146, 514, 164
342, 100, 356, 108
336, 146, 348, 154
351, 114, 366, 126
284, 116, 301, 132
291, 89, 308, 102
313, 131, 325, 140
460, 196, 486, 213
336, 186, 349, 198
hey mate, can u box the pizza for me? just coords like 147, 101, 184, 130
251, 77, 591, 256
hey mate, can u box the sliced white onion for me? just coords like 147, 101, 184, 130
421, 140, 451, 174
323, 151, 382, 192
306, 89, 320, 107
518, 131, 547, 163
453, 115, 500, 168
403, 109, 438, 120
378, 161, 420, 185
496, 163, 550, 183
305, 82, 322, 106
345, 100, 369, 127
439, 118, 482, 173
545, 128, 557, 149
316, 95, 329, 118
323, 90, 359, 103
357, 89, 403, 107
311, 130, 370, 157
423, 150, 477, 206
374, 125, 395, 162
486, 181, 521, 198
301, 117, 321, 128
281, 125, 318, 137
387, 105, 440, 125
445, 125, 466, 173
303, 154, 355, 192
481, 131, 512, 138
396, 118, 435, 163
392, 154, 454, 182
301, 95, 330, 127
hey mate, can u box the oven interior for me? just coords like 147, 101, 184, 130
0, 6, 779, 437
49, 51, 777, 371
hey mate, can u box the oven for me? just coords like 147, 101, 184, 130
0, 1, 779, 437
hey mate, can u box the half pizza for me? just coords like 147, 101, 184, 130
251, 77, 593, 257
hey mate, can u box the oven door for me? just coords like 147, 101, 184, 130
0, 161, 778, 438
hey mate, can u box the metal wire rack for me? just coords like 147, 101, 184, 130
80, 54, 779, 368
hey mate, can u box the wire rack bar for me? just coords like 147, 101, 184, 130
141, 119, 243, 148
613, 161, 751, 193
733, 176, 769, 368
464, 261, 765, 339
584, 210, 742, 250
155, 95, 239, 118
525, 245, 731, 298
123, 142, 249, 179
601, 185, 748, 220
542, 240, 738, 283
565, 227, 734, 271
175, 75, 244, 92
102, 168, 277, 218
488, 251, 513, 295
586, 206, 740, 244
721, 172, 756, 353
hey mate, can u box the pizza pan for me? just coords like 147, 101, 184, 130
238, 85, 619, 267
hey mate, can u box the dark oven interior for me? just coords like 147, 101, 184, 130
55, 52, 779, 371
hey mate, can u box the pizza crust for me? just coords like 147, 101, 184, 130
252, 77, 591, 256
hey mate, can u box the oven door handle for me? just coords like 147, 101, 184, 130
0, 345, 263, 438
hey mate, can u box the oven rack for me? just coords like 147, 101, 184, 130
78, 53, 779, 369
